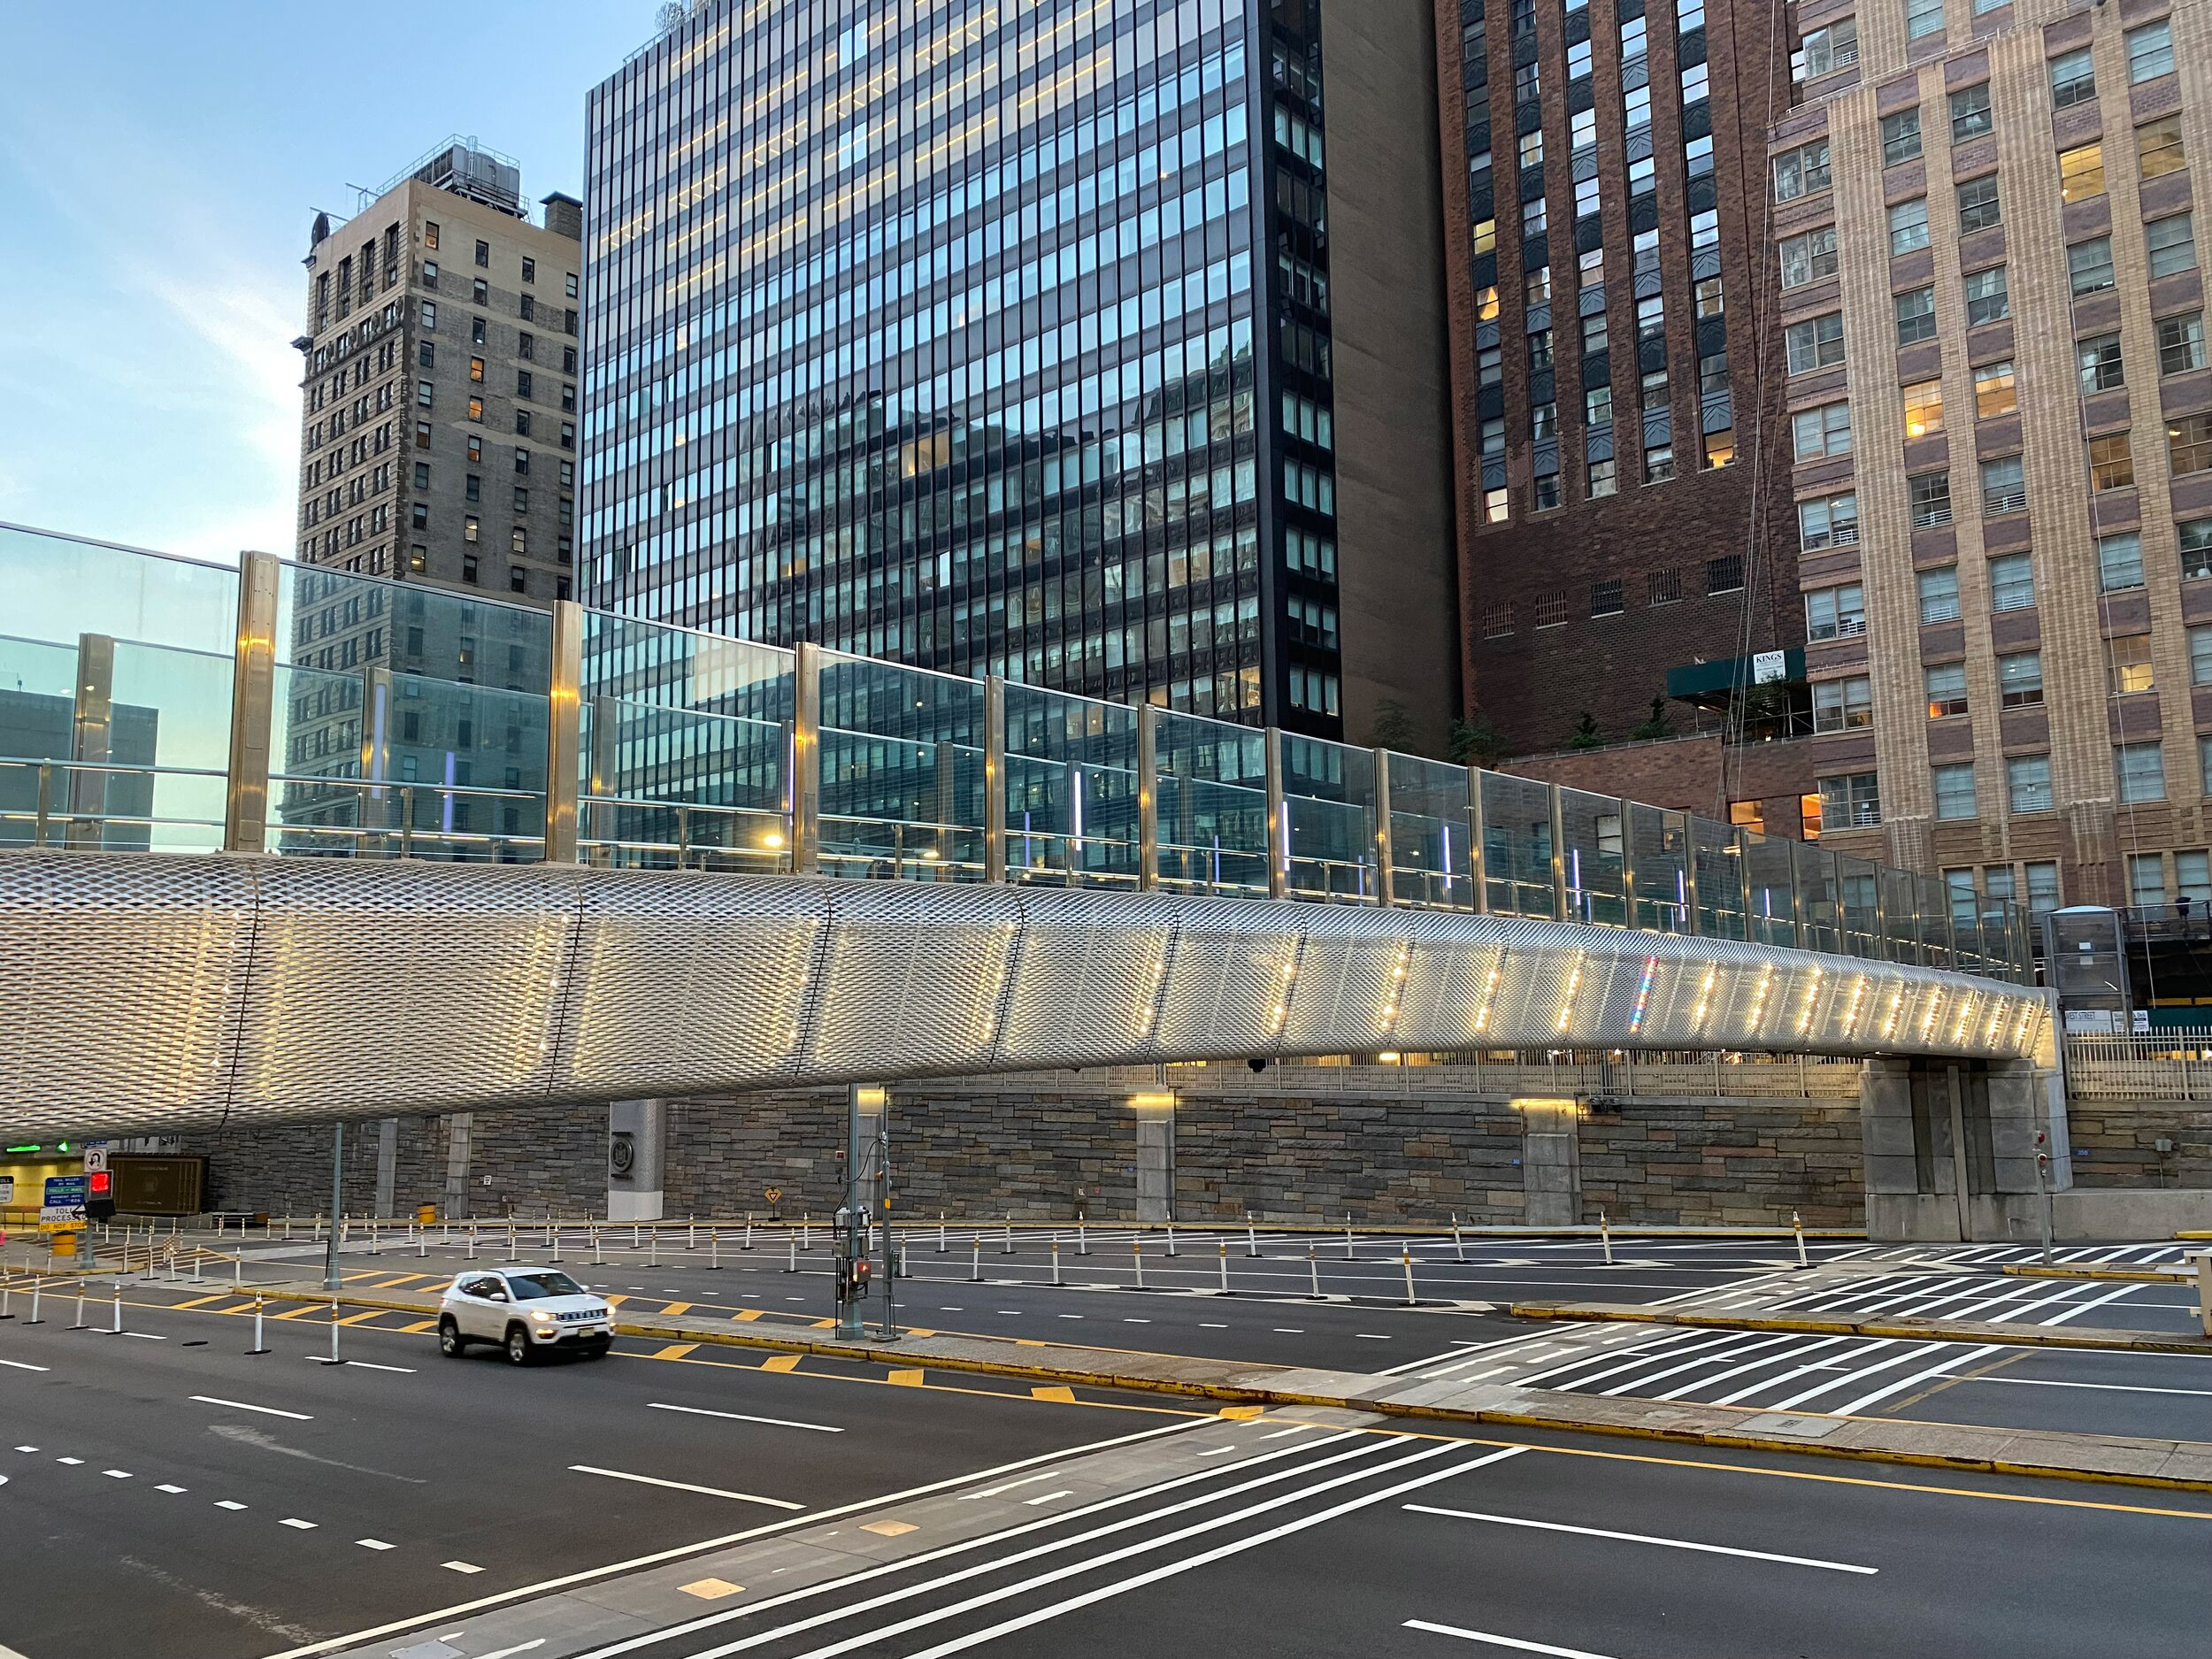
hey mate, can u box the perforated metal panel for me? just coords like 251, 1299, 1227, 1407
0, 850, 2050, 1138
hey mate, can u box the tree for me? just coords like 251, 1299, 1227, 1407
1368, 698, 1418, 753
1629, 696, 1672, 742
1568, 711, 1602, 749
1448, 712, 1508, 767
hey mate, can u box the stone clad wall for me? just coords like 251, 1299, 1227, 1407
2062, 1102, 2212, 1193
1578, 1099, 1864, 1228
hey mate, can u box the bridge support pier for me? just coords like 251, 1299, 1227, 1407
1861, 1058, 2069, 1242
1516, 1099, 1583, 1227
1133, 1091, 1175, 1224
607, 1099, 666, 1223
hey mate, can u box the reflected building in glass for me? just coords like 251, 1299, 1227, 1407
581, 0, 1455, 746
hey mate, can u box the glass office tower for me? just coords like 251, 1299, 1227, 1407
582, 0, 1455, 744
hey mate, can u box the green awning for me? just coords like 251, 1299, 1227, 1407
1666, 649, 1806, 702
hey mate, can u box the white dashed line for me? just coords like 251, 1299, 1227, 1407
12, 1446, 35, 1453
280, 1518, 318, 1530
1273, 1328, 1304, 1333
1356, 1334, 1392, 1340
189, 1394, 312, 1421
56, 1457, 83, 1466
157, 1484, 187, 1494
1022, 1490, 1074, 1506
216, 1501, 248, 1510
357, 1539, 396, 1550
0, 1359, 50, 1372
102, 1470, 133, 1479
1201, 1323, 1228, 1329
442, 1561, 485, 1574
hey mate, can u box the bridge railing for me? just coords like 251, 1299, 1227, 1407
0, 519, 2036, 982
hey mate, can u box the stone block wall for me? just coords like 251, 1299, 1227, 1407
2062, 1102, 2212, 1192
1578, 1098, 1863, 1228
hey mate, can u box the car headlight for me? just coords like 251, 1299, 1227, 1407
529, 1309, 556, 1322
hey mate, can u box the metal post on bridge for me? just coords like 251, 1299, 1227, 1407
789, 641, 822, 876
1263, 726, 1289, 901
544, 598, 584, 864
1548, 782, 1570, 924
222, 549, 280, 855
1372, 749, 1396, 908
65, 632, 115, 851
1618, 798, 1639, 930
983, 675, 1008, 885
1465, 766, 1491, 914
1136, 703, 1161, 892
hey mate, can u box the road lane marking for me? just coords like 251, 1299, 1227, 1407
342, 1360, 416, 1374
760, 1354, 801, 1373
888, 1370, 926, 1386
216, 1500, 248, 1509
12, 1447, 35, 1453
280, 1518, 318, 1530
680, 1578, 743, 1601
102, 1470, 132, 1479
1405, 1622, 1616, 1656
156, 1484, 186, 1494
1966, 1375, 2212, 1397
0, 1360, 49, 1372
960, 1471, 1060, 1500
56, 1457, 83, 1465
260, 1416, 1213, 1659
190, 1394, 312, 1420
357, 1539, 395, 1549
1022, 1490, 1073, 1506
1402, 1504, 1878, 1572
443, 1561, 484, 1573
660, 1302, 693, 1317
1030, 1386, 1075, 1403
568, 1465, 804, 1509
647, 1402, 841, 1434
652, 1343, 701, 1360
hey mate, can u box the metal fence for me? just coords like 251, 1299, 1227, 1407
2063, 1030, 2212, 1100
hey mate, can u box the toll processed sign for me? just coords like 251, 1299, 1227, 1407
41, 1174, 86, 1225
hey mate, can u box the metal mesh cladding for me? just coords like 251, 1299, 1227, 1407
1, 852, 2050, 1137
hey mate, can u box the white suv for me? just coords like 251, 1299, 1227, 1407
438, 1268, 614, 1364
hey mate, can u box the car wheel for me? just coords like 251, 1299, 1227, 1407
438, 1317, 466, 1357
504, 1325, 534, 1366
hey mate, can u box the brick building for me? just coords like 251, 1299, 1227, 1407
1771, 0, 2208, 930
1436, 0, 1803, 756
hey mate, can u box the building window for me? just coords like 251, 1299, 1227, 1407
1523, 196, 1547, 235
1905, 0, 1945, 37
2116, 741, 2168, 803
1527, 330, 1553, 374
1704, 429, 1735, 469
2069, 237, 2117, 296
1796, 19, 1860, 76
2109, 633, 2155, 695
413, 420, 431, 449
1990, 551, 2035, 611
2172, 413, 2212, 476
2181, 520, 2212, 580
1793, 402, 1853, 459
1909, 471, 1953, 528
409, 503, 428, 530
1815, 675, 1873, 732
461, 554, 480, 586
472, 278, 489, 304
1695, 278, 1725, 318
1956, 175, 2002, 234
515, 411, 534, 437
2181, 851, 2212, 906
467, 396, 483, 422
2058, 142, 2106, 204
2049, 48, 2095, 108
1533, 469, 1563, 511
1894, 287, 1938, 345
1780, 226, 1840, 288
1998, 650, 2043, 707
1786, 313, 1846, 373
1805, 582, 1866, 641
463, 514, 479, 543
1707, 554, 1746, 595
2128, 19, 2175, 83
1880, 108, 1923, 166
2098, 531, 2146, 591
1888, 199, 1929, 256
2007, 755, 2053, 813
1933, 764, 1978, 822
1590, 579, 1624, 617
1773, 140, 1832, 203
1973, 359, 2016, 419
2191, 625, 2212, 687
1799, 491, 1859, 549
565, 272, 579, 299
1918, 565, 1961, 623
1482, 603, 1516, 638
1485, 487, 1509, 522
2078, 331, 2125, 392
1586, 386, 1614, 427
421, 258, 439, 288
1637, 296, 1666, 343
1949, 83, 1993, 142
1927, 662, 1970, 718
1980, 455, 2025, 515
2131, 853, 2168, 909
1533, 591, 1570, 627
465, 473, 480, 503
1648, 570, 1683, 605
1965, 265, 2009, 326
1531, 401, 1558, 439
2090, 434, 2136, 493
2139, 115, 2187, 181
2159, 312, 2207, 375
1901, 380, 1943, 439
1819, 772, 1882, 829
1645, 445, 1676, 482
2148, 213, 2198, 279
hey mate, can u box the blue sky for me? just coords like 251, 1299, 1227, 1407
0, 2, 654, 563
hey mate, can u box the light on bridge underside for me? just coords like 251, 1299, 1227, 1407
1555, 957, 1585, 1034
1794, 966, 1823, 1036
1474, 957, 1503, 1033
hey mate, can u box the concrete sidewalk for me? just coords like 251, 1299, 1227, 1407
250, 1276, 2212, 1496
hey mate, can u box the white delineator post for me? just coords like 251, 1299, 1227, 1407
2197, 1252, 2212, 1339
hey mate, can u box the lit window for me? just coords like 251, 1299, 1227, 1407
2089, 434, 2135, 493
2172, 413, 2212, 476
1925, 663, 1969, 718
2058, 142, 2105, 203
2139, 115, 2187, 180
1972, 359, 2016, 418
2108, 634, 2155, 696
1902, 380, 1943, 439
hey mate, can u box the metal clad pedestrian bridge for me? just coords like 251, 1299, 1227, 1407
0, 525, 2046, 1138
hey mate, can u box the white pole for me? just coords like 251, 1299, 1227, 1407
1453, 1214, 1466, 1263
111, 1285, 122, 1333
468, 1225, 477, 1260
1166, 1220, 1177, 1257
327, 1300, 340, 1364
552, 1225, 562, 1263
1402, 1248, 1417, 1307
417, 1225, 426, 1258
632, 1223, 641, 1248
1078, 1218, 1088, 1256
26, 1281, 42, 1325
1344, 1217, 1355, 1259
649, 1230, 658, 1268
687, 1217, 697, 1250
1133, 1239, 1143, 1289
1247, 1215, 1258, 1257
508, 1225, 518, 1263
971, 1234, 981, 1282
787, 1234, 798, 1273
743, 1219, 753, 1252
594, 1226, 603, 1264
1601, 1209, 1613, 1267
1002, 1214, 1013, 1255
1793, 1210, 1809, 1271
939, 1215, 948, 1253
368, 1221, 379, 1257
1308, 1243, 1320, 1298
1217, 1240, 1228, 1294
232, 1254, 242, 1289
710, 1229, 721, 1271
73, 1284, 86, 1330
1052, 1234, 1063, 1286
249, 1295, 267, 1355
2196, 1252, 2212, 1339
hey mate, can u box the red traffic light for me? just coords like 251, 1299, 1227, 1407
88, 1171, 111, 1194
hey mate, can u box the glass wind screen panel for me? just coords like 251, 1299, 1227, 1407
584, 700, 789, 871
279, 562, 551, 694
1559, 788, 1627, 926
0, 636, 80, 848
817, 653, 986, 880
1835, 851, 1884, 957
1155, 709, 1268, 895
1282, 734, 1377, 901
362, 671, 547, 860
107, 641, 230, 851
1916, 872, 1955, 967
1882, 865, 1923, 963
1004, 684, 1141, 888
1692, 818, 1747, 940
1385, 753, 1476, 909
1629, 806, 1691, 933
1479, 771, 1556, 917
580, 611, 795, 721
1743, 833, 1799, 948
1794, 842, 1844, 954
0, 525, 238, 656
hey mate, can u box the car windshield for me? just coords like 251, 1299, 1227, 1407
505, 1271, 585, 1300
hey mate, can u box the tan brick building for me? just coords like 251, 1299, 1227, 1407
1774, 0, 2208, 936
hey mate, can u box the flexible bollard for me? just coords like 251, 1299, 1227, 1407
1165, 1220, 1177, 1258
467, 1225, 478, 1260
73, 1284, 86, 1330
1793, 1210, 1809, 1271
1002, 1215, 1014, 1255
0, 1283, 12, 1320
192, 1248, 204, 1284
632, 1224, 641, 1249
325, 1300, 341, 1365
24, 1281, 42, 1325
111, 1286, 122, 1333
1078, 1219, 1088, 1256
687, 1218, 696, 1251
898, 1241, 909, 1279
1217, 1240, 1228, 1294
786, 1234, 798, 1273
971, 1234, 981, 1282
232, 1254, 242, 1289
2196, 1251, 2212, 1339
1051, 1234, 1063, 1286
508, 1225, 518, 1263
649, 1231, 658, 1269
939, 1215, 948, 1253
551, 1226, 562, 1263
1344, 1216, 1355, 1260
709, 1229, 721, 1271
1601, 1209, 1613, 1267
282, 1217, 292, 1242
368, 1221, 380, 1257
1453, 1214, 1467, 1263
1247, 1216, 1259, 1258
594, 1226, 603, 1265
743, 1220, 753, 1252
1133, 1239, 1143, 1290
1402, 1248, 1417, 1307
802, 1217, 810, 1250
417, 1226, 426, 1258
247, 1295, 268, 1354
1308, 1243, 1320, 1298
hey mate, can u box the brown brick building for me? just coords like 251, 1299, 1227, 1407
1434, 0, 1804, 757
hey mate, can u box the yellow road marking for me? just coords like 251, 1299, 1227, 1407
334, 1310, 388, 1326
368, 1276, 421, 1289
760, 1354, 802, 1373
273, 1303, 326, 1320
168, 1294, 230, 1310
659, 1301, 693, 1317
888, 1369, 926, 1386
653, 1343, 700, 1361
1216, 1405, 1265, 1420
862, 1519, 917, 1537
401, 1319, 438, 1333
680, 1578, 743, 1600
1031, 1386, 1075, 1402
810, 1318, 835, 1330
603, 1294, 628, 1307
735, 1309, 764, 1322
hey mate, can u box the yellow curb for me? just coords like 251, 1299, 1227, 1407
1507, 1301, 2212, 1356
887, 1368, 925, 1386
2001, 1263, 2188, 1283
2177, 1231, 2212, 1240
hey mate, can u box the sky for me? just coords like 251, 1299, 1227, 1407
0, 1, 657, 565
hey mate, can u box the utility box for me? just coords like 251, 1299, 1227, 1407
111, 1154, 206, 1217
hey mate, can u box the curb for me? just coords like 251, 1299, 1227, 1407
2000, 1263, 2192, 1284
243, 1284, 2212, 1496
1507, 1300, 2212, 1355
